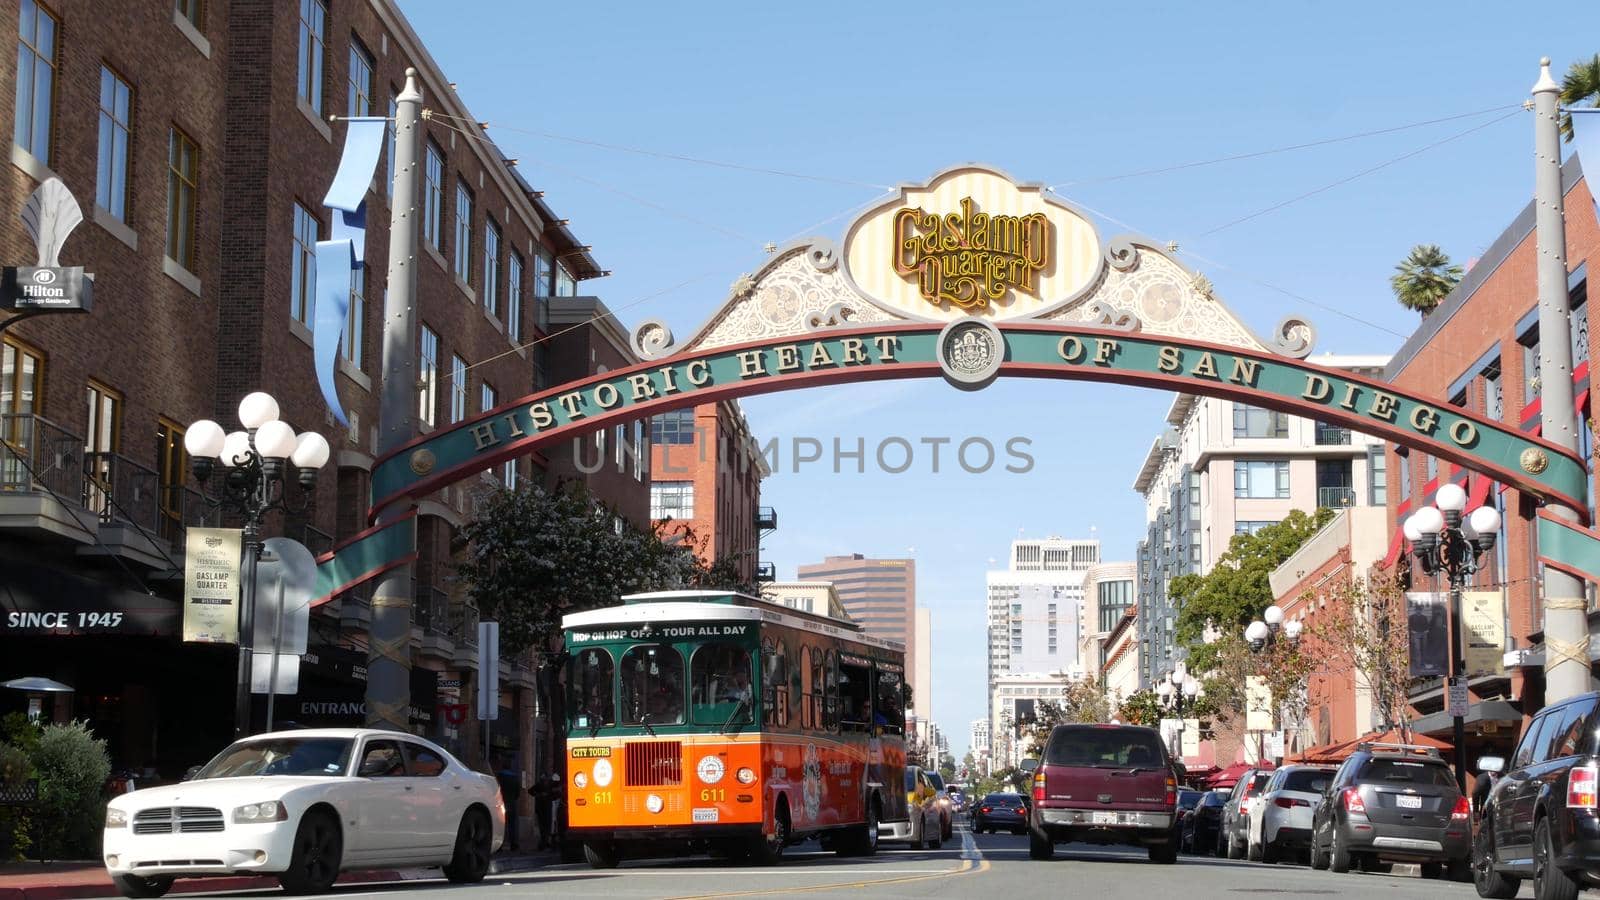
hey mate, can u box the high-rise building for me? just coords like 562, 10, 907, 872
797, 553, 916, 675
990, 671, 1074, 769
1080, 561, 1136, 681
970, 718, 992, 773
913, 607, 933, 746
1131, 356, 1390, 687
986, 537, 1099, 687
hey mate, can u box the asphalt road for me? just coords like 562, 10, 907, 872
108, 825, 1523, 899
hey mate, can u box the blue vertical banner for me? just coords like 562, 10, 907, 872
1573, 109, 1600, 226
313, 118, 388, 427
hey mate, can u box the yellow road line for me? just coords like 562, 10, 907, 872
662, 857, 988, 899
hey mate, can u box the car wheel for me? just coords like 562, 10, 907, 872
278, 809, 343, 895
1029, 829, 1054, 860
110, 875, 173, 899
1247, 836, 1263, 862
1309, 831, 1328, 871
929, 825, 943, 851
750, 804, 789, 866
1148, 841, 1179, 865
443, 808, 494, 884
1474, 817, 1520, 899
839, 799, 878, 857
1261, 839, 1278, 865
1421, 861, 1443, 880
1328, 827, 1352, 874
1447, 857, 1472, 883
583, 841, 621, 869
1535, 817, 1581, 900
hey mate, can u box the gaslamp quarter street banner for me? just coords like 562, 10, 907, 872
184, 527, 242, 644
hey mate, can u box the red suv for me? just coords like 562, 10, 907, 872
1028, 723, 1181, 863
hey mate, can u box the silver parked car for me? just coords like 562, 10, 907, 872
1218, 768, 1273, 859
1248, 765, 1334, 863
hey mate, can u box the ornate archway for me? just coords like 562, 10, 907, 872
313, 165, 1587, 602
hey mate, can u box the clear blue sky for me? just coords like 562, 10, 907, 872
398, 0, 1595, 758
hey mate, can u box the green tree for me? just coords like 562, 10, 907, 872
1389, 244, 1464, 316
30, 722, 110, 858
1172, 508, 1334, 656
938, 752, 956, 781
1025, 678, 1114, 747
454, 482, 749, 652
1559, 53, 1600, 141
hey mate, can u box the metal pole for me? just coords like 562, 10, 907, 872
1533, 58, 1592, 704
266, 578, 285, 732
367, 68, 424, 731
1447, 554, 1469, 793
235, 527, 260, 738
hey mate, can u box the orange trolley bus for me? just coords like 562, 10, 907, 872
561, 589, 909, 867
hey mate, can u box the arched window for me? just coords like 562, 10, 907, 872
824, 649, 839, 733
800, 646, 815, 729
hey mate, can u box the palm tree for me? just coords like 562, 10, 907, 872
1559, 54, 1600, 142
1389, 244, 1463, 316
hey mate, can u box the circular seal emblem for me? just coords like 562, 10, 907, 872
1520, 447, 1550, 475
937, 318, 1004, 390
409, 448, 437, 476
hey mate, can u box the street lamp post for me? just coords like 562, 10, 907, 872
1156, 661, 1203, 760
1245, 606, 1302, 765
1401, 482, 1502, 793
183, 391, 331, 738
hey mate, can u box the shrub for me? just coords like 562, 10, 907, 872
30, 722, 110, 859
0, 743, 33, 861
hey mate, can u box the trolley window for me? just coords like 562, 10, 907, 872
839, 658, 872, 733
567, 647, 615, 730
620, 644, 685, 726
874, 667, 904, 735
762, 638, 790, 728
691, 642, 754, 726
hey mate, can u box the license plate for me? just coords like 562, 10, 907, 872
1092, 811, 1119, 825
692, 808, 719, 822
1396, 795, 1422, 809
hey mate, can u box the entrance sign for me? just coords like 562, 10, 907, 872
302, 163, 1593, 606
184, 527, 242, 644
0, 267, 91, 313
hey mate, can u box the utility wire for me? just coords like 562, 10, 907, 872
1196, 109, 1522, 238
428, 111, 891, 191
1050, 103, 1523, 189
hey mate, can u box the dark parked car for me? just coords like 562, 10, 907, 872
1307, 742, 1469, 880
1475, 690, 1600, 899
1173, 790, 1202, 852
1184, 789, 1230, 855
973, 792, 1030, 834
1027, 723, 1182, 863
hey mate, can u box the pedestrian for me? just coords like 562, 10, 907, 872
494, 753, 521, 851
531, 773, 556, 850
1471, 766, 1497, 822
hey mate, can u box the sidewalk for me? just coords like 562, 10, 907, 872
0, 850, 557, 900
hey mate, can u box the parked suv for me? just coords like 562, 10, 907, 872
1474, 690, 1600, 900
1219, 767, 1273, 859
1307, 742, 1469, 880
1248, 765, 1334, 863
1028, 724, 1182, 863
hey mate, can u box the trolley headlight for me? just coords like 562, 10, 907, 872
736, 767, 757, 785
646, 793, 664, 814
574, 771, 589, 790
592, 758, 613, 788
697, 755, 726, 784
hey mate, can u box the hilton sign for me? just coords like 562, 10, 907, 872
1, 266, 91, 314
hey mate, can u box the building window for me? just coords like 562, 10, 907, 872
480, 382, 495, 414
1, 337, 44, 485
418, 326, 438, 426
296, 0, 326, 115
1233, 403, 1288, 438
483, 218, 500, 317
175, 0, 202, 29
650, 409, 696, 445
555, 262, 577, 296
166, 128, 199, 271
506, 252, 524, 343
1398, 452, 1412, 499
13, 0, 56, 164
533, 248, 552, 295
96, 67, 133, 221
343, 267, 364, 368
1234, 520, 1278, 536
290, 203, 318, 325
384, 92, 397, 199
651, 481, 694, 520
84, 382, 122, 516
450, 355, 468, 423
1483, 359, 1503, 421
423, 141, 443, 249
1367, 446, 1387, 506
346, 40, 373, 118
155, 418, 187, 542
453, 184, 474, 285
1233, 460, 1290, 498
1520, 326, 1541, 405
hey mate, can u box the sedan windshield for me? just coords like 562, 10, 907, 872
194, 737, 355, 778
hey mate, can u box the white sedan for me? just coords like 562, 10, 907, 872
103, 728, 504, 897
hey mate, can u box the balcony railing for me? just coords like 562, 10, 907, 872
1317, 486, 1357, 508
2, 413, 85, 502
455, 603, 481, 647
755, 506, 777, 531
1314, 423, 1352, 445
755, 561, 776, 582
414, 585, 450, 634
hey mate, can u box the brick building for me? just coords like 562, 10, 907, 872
649, 400, 769, 583
1381, 156, 1596, 740
0, 0, 636, 839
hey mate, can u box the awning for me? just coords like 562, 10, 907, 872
1411, 700, 1523, 737
1289, 728, 1452, 764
